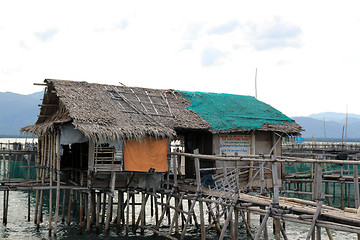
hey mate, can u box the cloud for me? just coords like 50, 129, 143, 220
180, 42, 192, 52
185, 22, 204, 40
2, 67, 21, 74
201, 47, 227, 67
247, 17, 302, 51
208, 20, 239, 35
115, 19, 129, 30
19, 41, 30, 49
34, 28, 59, 42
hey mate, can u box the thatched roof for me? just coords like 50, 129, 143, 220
22, 79, 210, 140
22, 79, 302, 140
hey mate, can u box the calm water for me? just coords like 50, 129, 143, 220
0, 138, 358, 239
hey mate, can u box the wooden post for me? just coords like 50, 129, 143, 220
260, 161, 269, 240
96, 192, 101, 234
67, 189, 73, 226
37, 137, 46, 229
48, 135, 54, 236
340, 165, 344, 210
126, 189, 130, 236
62, 189, 66, 223
27, 153, 31, 222
132, 193, 136, 232
306, 193, 324, 240
117, 190, 123, 235
219, 196, 238, 240
194, 149, 206, 240
101, 192, 106, 224
249, 131, 256, 189
54, 130, 61, 236
105, 171, 116, 235
140, 191, 145, 235
271, 156, 281, 240
172, 154, 179, 235
354, 159, 360, 240
34, 139, 41, 224
254, 208, 271, 240
354, 161, 359, 209
153, 186, 159, 226
179, 149, 202, 240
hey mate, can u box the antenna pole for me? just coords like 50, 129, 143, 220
255, 68, 258, 99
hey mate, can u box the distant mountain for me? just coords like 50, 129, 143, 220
309, 112, 360, 124
0, 91, 43, 136
293, 112, 360, 139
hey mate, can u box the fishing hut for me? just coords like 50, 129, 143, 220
14, 78, 338, 239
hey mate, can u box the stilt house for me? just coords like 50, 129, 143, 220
22, 79, 302, 188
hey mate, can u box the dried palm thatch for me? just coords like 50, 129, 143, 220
22, 79, 211, 140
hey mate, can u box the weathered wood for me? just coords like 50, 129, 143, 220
133, 192, 150, 234
62, 189, 66, 223
254, 207, 271, 240
96, 192, 101, 234
194, 149, 206, 240
67, 189, 73, 226
116, 190, 123, 235
354, 163, 359, 209
168, 193, 183, 235
306, 193, 324, 240
101, 191, 106, 224
34, 144, 40, 224
126, 189, 130, 236
239, 208, 254, 240
48, 135, 54, 236
105, 171, 116, 235
54, 131, 61, 236
271, 156, 281, 240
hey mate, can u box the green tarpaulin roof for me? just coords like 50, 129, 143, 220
179, 91, 294, 131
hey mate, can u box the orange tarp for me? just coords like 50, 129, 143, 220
123, 138, 168, 172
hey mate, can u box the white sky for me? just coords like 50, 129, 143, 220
1, 0, 359, 117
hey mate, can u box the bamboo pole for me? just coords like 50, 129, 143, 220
116, 190, 123, 235
194, 149, 206, 240
96, 192, 101, 234
101, 192, 106, 224
54, 130, 61, 236
34, 139, 40, 224
305, 193, 324, 240
62, 189, 66, 223
353, 161, 360, 240
248, 131, 255, 189
126, 189, 130, 236
48, 135, 54, 236
105, 171, 116, 235
67, 189, 73, 226
271, 156, 281, 240
132, 193, 135, 232
37, 136, 46, 230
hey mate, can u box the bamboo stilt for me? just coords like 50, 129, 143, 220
62, 189, 66, 223
96, 192, 101, 234
101, 192, 106, 224
67, 189, 73, 226
54, 131, 61, 236
105, 171, 116, 235
116, 190, 123, 235
126, 189, 130, 236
